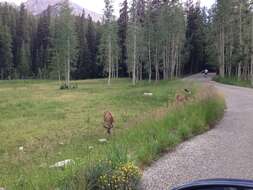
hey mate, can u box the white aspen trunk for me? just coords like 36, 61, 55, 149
218, 36, 221, 76
171, 38, 175, 79
58, 70, 61, 84
132, 24, 137, 85
242, 49, 248, 80
112, 58, 115, 79
166, 42, 170, 79
251, 12, 253, 85
108, 35, 112, 85
148, 36, 152, 83
66, 38, 70, 88
163, 46, 166, 80
116, 59, 119, 79
221, 26, 225, 77
165, 44, 168, 80
140, 62, 142, 81
228, 63, 232, 77
228, 43, 233, 77
219, 24, 225, 78
174, 39, 179, 78
173, 46, 178, 78
177, 50, 181, 77
175, 45, 179, 78
155, 46, 159, 81
238, 2, 242, 80
170, 38, 173, 79
228, 24, 233, 77
238, 60, 241, 79
136, 63, 139, 82
64, 56, 67, 84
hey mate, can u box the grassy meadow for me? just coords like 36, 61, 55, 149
214, 76, 253, 88
0, 79, 225, 189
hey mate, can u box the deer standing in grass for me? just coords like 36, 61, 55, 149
103, 111, 114, 135
176, 89, 192, 104
176, 94, 186, 103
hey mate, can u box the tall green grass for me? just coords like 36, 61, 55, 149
59, 88, 225, 190
214, 76, 252, 88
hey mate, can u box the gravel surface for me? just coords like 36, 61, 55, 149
141, 74, 253, 190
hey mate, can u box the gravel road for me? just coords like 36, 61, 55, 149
141, 74, 253, 190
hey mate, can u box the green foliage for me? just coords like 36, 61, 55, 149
18, 42, 30, 78
117, 94, 225, 166
212, 0, 253, 79
98, 162, 141, 190
35, 6, 53, 78
0, 0, 217, 81
185, 2, 207, 73
0, 24, 13, 79
53, 1, 77, 87
82, 146, 140, 190
99, 0, 119, 83
59, 83, 78, 90
118, 0, 128, 77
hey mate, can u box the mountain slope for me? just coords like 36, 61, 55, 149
24, 0, 102, 21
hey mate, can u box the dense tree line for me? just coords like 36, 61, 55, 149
3, 0, 247, 85
101, 0, 207, 85
0, 1, 101, 84
210, 0, 253, 84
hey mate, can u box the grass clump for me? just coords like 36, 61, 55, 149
117, 86, 225, 167
214, 76, 252, 88
60, 83, 78, 90
61, 146, 141, 190
98, 162, 141, 190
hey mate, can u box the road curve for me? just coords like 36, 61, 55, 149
141, 74, 253, 190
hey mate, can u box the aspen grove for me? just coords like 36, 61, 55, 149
1, 0, 253, 84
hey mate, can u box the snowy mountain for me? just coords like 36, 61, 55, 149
24, 0, 102, 21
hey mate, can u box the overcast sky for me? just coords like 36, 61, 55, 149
0, 0, 215, 15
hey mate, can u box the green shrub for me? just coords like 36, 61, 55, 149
84, 160, 141, 190
82, 145, 142, 190
214, 76, 252, 88
98, 162, 141, 190
60, 83, 78, 90
85, 160, 113, 190
178, 124, 192, 140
